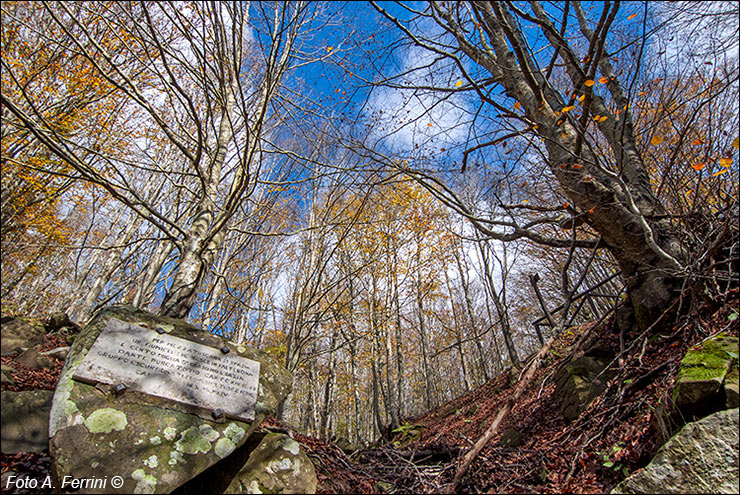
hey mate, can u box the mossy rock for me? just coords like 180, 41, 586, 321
724, 362, 739, 409
224, 433, 317, 494
498, 429, 522, 448
1, 390, 53, 453
554, 356, 609, 420
1, 316, 47, 355
49, 305, 293, 494
672, 333, 738, 420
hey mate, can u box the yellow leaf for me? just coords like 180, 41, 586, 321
599, 76, 609, 84
691, 162, 705, 171
522, 199, 529, 203
561, 133, 569, 138
327, 46, 334, 52
514, 101, 521, 110
455, 80, 463, 87
719, 157, 732, 167
562, 105, 575, 112
597, 116, 608, 122
733, 137, 739, 149
584, 80, 595, 87
712, 169, 727, 177
578, 95, 586, 103
593, 115, 601, 121
628, 13, 637, 20
650, 135, 664, 145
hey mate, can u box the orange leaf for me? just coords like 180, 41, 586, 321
327, 46, 334, 52
713, 169, 728, 177
733, 137, 739, 149
562, 105, 576, 113
561, 133, 569, 138
584, 80, 595, 87
563, 202, 569, 209
427, 123, 433, 127
628, 13, 637, 20
597, 116, 608, 122
599, 76, 609, 84
691, 162, 705, 171
650, 135, 665, 145
455, 80, 463, 87
588, 208, 595, 214
560, 163, 569, 169
578, 95, 586, 103
719, 157, 732, 167
571, 164, 584, 169
691, 138, 705, 146
514, 101, 521, 110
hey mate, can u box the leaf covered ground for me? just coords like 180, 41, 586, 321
2, 294, 737, 493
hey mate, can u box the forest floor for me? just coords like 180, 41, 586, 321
2, 291, 738, 493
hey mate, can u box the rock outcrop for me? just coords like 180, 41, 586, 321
1, 316, 47, 356
1, 390, 54, 453
611, 408, 739, 494
48, 305, 295, 494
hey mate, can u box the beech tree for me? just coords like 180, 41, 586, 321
369, 1, 739, 329
2, 1, 323, 319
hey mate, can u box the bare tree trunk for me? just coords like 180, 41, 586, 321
319, 328, 337, 438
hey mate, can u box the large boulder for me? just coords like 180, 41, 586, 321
1, 390, 54, 453
48, 305, 293, 494
672, 333, 738, 419
225, 433, 317, 494
1, 316, 47, 356
611, 408, 739, 494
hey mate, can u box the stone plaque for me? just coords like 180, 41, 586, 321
73, 318, 260, 421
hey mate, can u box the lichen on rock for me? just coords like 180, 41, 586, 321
48, 305, 294, 493
225, 433, 318, 494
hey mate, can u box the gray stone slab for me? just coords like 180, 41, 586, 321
73, 318, 260, 421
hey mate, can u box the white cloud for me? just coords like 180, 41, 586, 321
366, 44, 472, 154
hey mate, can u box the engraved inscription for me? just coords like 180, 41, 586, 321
73, 318, 260, 421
